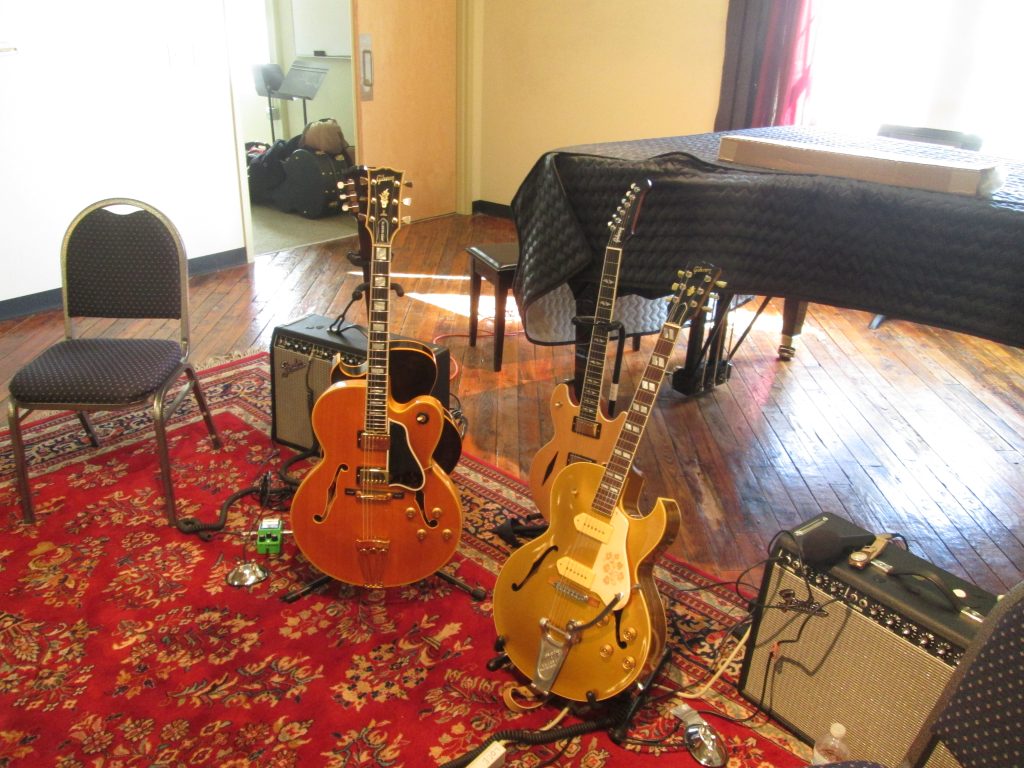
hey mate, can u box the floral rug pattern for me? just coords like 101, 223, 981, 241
0, 354, 807, 766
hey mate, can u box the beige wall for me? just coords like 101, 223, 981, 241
469, 0, 729, 206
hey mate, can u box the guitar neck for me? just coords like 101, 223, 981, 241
589, 261, 722, 517
577, 244, 622, 424
365, 241, 392, 435
360, 167, 405, 437
591, 320, 680, 516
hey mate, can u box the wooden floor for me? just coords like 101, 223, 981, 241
2, 213, 1022, 596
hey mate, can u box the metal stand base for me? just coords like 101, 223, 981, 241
281, 569, 486, 603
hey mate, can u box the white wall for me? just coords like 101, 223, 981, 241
0, 1, 245, 303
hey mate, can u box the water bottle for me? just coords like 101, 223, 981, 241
811, 722, 850, 764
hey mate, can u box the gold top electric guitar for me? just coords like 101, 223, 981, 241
493, 263, 723, 702
528, 180, 651, 520
290, 167, 464, 588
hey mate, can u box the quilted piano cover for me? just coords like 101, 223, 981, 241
511, 127, 1024, 348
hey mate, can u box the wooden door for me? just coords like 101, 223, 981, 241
351, 0, 457, 221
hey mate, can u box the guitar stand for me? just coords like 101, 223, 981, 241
571, 316, 628, 415
609, 645, 673, 744
329, 281, 406, 336
281, 567, 486, 604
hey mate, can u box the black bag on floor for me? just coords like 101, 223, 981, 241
270, 149, 350, 219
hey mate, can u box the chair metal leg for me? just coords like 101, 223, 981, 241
6, 401, 36, 523
77, 412, 101, 447
151, 396, 178, 526
185, 365, 222, 449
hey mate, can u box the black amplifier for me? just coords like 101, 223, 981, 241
270, 314, 451, 451
739, 513, 996, 768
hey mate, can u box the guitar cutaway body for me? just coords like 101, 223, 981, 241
493, 461, 680, 702
528, 382, 628, 521
290, 379, 463, 588
331, 341, 462, 474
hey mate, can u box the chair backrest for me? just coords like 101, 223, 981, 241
61, 198, 190, 346
905, 579, 1024, 768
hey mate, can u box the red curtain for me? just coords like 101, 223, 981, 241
715, 0, 815, 131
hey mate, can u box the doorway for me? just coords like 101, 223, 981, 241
224, 0, 359, 257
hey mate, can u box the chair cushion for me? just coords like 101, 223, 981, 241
10, 338, 185, 406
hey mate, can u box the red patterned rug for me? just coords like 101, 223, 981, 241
0, 353, 807, 767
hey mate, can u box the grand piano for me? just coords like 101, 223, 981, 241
510, 126, 1023, 388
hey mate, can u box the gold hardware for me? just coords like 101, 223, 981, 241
622, 656, 636, 671
417, 529, 427, 541
442, 529, 453, 541
623, 627, 638, 642
599, 644, 613, 659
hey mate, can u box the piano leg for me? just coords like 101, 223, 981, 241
779, 298, 808, 360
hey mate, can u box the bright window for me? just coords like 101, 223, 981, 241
806, 0, 1024, 157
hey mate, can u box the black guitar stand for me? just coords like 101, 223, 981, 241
671, 291, 774, 397
455, 645, 673, 768
281, 567, 486, 604
609, 645, 673, 743
328, 280, 406, 337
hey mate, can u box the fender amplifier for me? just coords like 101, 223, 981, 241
270, 314, 451, 451
739, 514, 995, 768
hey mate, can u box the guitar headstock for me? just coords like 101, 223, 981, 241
607, 179, 653, 247
665, 263, 725, 327
337, 165, 411, 246
364, 166, 408, 246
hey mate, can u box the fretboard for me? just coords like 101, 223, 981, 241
577, 245, 622, 425
365, 242, 391, 436
590, 321, 681, 516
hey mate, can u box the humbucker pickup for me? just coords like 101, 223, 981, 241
572, 416, 601, 438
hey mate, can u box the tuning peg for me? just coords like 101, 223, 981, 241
715, 280, 728, 289
403, 180, 413, 188
402, 197, 412, 206
677, 269, 687, 279
671, 282, 680, 291
401, 215, 412, 225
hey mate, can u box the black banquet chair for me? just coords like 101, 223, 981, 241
7, 198, 222, 525
818, 579, 1024, 768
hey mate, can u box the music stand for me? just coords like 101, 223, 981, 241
275, 61, 329, 126
252, 64, 285, 141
